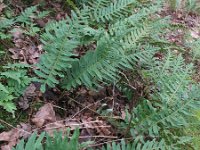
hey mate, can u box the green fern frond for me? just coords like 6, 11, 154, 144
12, 132, 45, 150
88, 0, 137, 22
35, 9, 92, 92
13, 129, 91, 150
45, 129, 80, 150
62, 35, 122, 89
119, 52, 200, 148
100, 138, 168, 150
16, 5, 38, 24
0, 63, 32, 113
0, 92, 15, 114
0, 18, 14, 29
34, 20, 81, 92
0, 18, 14, 39
62, 20, 162, 90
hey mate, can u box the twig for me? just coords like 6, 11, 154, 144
34, 120, 104, 132
45, 125, 111, 131
70, 98, 106, 119
86, 137, 133, 148
111, 83, 116, 115
68, 97, 103, 116
0, 119, 32, 135
79, 135, 118, 139
120, 72, 136, 90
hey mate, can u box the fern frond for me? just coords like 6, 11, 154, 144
0, 92, 15, 113
0, 18, 14, 39
88, 0, 137, 22
0, 63, 32, 113
35, 9, 92, 92
62, 35, 123, 89
34, 20, 80, 92
45, 129, 80, 150
16, 5, 38, 24
100, 138, 168, 150
120, 52, 200, 148
12, 132, 45, 150
13, 129, 91, 150
62, 20, 162, 90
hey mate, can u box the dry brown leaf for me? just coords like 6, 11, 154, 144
44, 121, 66, 136
1, 145, 12, 150
11, 28, 24, 39
0, 123, 32, 150
32, 103, 56, 127
44, 119, 81, 136
8, 48, 22, 60
18, 123, 32, 139
190, 29, 200, 39
9, 29, 42, 64
94, 120, 111, 136
18, 83, 37, 110
0, 129, 20, 150
0, 2, 6, 14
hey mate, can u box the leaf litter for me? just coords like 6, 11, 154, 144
4, 0, 200, 149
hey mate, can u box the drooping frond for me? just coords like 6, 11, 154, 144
34, 11, 91, 92
16, 5, 38, 23
61, 18, 165, 90
35, 20, 79, 92
62, 35, 123, 89
120, 53, 200, 148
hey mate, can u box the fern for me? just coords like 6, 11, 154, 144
0, 18, 14, 39
45, 129, 81, 150
87, 0, 137, 22
32, 0, 200, 149
13, 129, 91, 150
35, 20, 82, 92
12, 132, 45, 150
120, 53, 200, 149
16, 5, 38, 24
60, 2, 166, 90
0, 5, 48, 39
99, 139, 168, 150
0, 63, 33, 114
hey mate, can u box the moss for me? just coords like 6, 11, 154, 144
0, 109, 29, 131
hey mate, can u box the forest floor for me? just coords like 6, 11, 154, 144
0, 0, 200, 149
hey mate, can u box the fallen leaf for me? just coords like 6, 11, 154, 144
11, 28, 24, 39
32, 103, 56, 127
0, 3, 6, 14
191, 29, 200, 39
18, 83, 37, 110
1, 145, 12, 150
44, 121, 65, 136
18, 123, 32, 139
0, 129, 20, 149
0, 123, 32, 150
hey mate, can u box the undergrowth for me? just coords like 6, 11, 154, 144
0, 0, 200, 149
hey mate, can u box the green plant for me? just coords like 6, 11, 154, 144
97, 139, 168, 150
0, 63, 33, 114
35, 0, 165, 91
167, 0, 182, 11
12, 129, 92, 150
167, 0, 200, 14
0, 5, 48, 114
18, 0, 200, 149
0, 5, 48, 39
